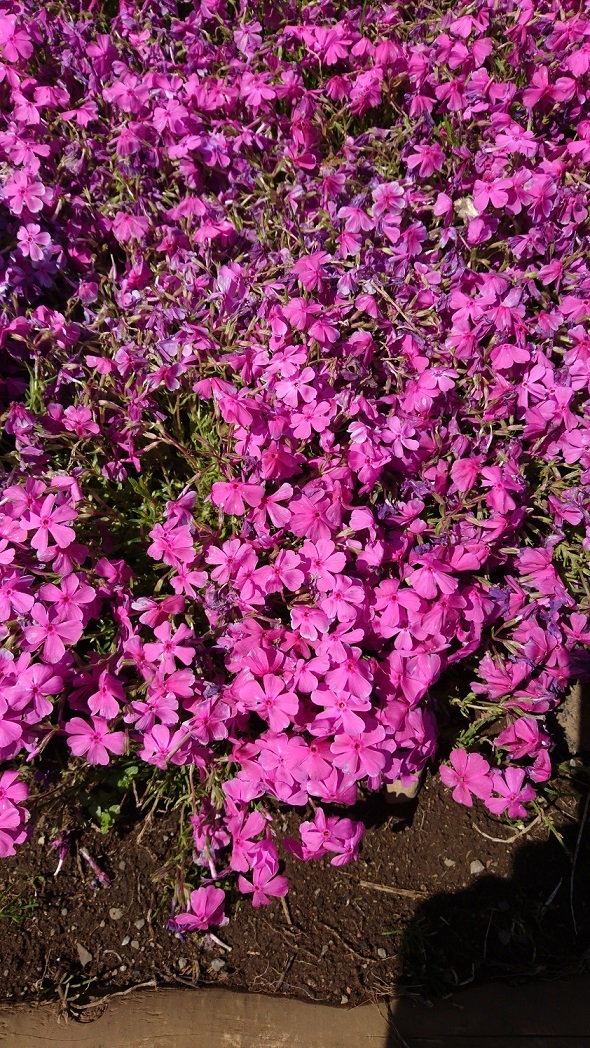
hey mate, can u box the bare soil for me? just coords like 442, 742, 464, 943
1, 768, 589, 1014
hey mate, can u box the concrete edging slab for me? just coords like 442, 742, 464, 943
1, 978, 589, 1047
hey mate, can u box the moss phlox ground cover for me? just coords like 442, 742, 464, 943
0, 0, 590, 930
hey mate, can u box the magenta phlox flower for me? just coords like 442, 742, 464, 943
169, 885, 227, 933
24, 603, 82, 663
485, 768, 537, 819
211, 479, 264, 516
319, 576, 365, 623
291, 250, 331, 291
384, 651, 441, 706
137, 723, 180, 768
66, 716, 125, 766
147, 522, 195, 568
134, 595, 185, 629
16, 222, 51, 261
88, 670, 125, 720
282, 298, 320, 332
275, 366, 318, 407
25, 494, 76, 553
330, 725, 386, 780
292, 654, 330, 694
205, 538, 250, 584
325, 645, 373, 699
8, 661, 62, 721
407, 550, 459, 598
257, 550, 304, 594
522, 66, 576, 109
0, 714, 22, 758
237, 841, 288, 906
144, 621, 195, 674
310, 685, 370, 735
0, 770, 28, 806
188, 697, 230, 744
494, 717, 550, 760
112, 211, 150, 244
290, 605, 329, 640
227, 808, 267, 872
301, 538, 346, 591
0, 14, 33, 63
0, 801, 28, 858
439, 748, 492, 807
248, 483, 293, 530
3, 170, 46, 215
38, 573, 95, 620
239, 674, 299, 732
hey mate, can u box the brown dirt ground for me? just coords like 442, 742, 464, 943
0, 770, 589, 1015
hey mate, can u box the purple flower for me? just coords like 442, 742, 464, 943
439, 749, 492, 807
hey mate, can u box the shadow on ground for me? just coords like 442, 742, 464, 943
385, 683, 590, 1046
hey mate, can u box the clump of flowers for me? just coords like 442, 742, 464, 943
0, 0, 589, 929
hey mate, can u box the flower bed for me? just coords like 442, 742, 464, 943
0, 0, 589, 937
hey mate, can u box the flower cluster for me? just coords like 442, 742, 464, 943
0, 0, 589, 928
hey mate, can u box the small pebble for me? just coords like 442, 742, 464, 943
210, 958, 226, 972
118, 860, 126, 871
109, 907, 123, 921
134, 918, 145, 930
119, 965, 127, 972
99, 921, 105, 928
76, 943, 92, 968
443, 857, 455, 867
121, 935, 130, 946
61, 908, 67, 916
377, 948, 387, 959
178, 958, 188, 970
470, 859, 485, 875
340, 995, 349, 1005
130, 940, 139, 950
37, 835, 45, 845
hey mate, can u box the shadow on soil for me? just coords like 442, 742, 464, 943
384, 684, 590, 1047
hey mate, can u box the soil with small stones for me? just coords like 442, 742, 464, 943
1, 771, 589, 1013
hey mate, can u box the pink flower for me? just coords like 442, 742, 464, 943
406, 143, 445, 178
256, 551, 304, 594
16, 223, 51, 261
3, 171, 46, 215
61, 406, 100, 437
238, 841, 289, 906
112, 212, 150, 244
169, 886, 226, 932
239, 674, 299, 732
227, 809, 267, 873
205, 538, 250, 584
330, 726, 386, 781
291, 251, 331, 291
0, 14, 32, 62
38, 574, 95, 620
0, 771, 27, 806
439, 749, 492, 807
144, 622, 195, 674
485, 768, 537, 820
24, 605, 82, 663
7, 662, 62, 721
301, 538, 346, 592
25, 494, 76, 553
66, 717, 125, 766
289, 494, 337, 543
147, 523, 195, 568
0, 803, 28, 858
211, 480, 264, 516
88, 671, 125, 720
